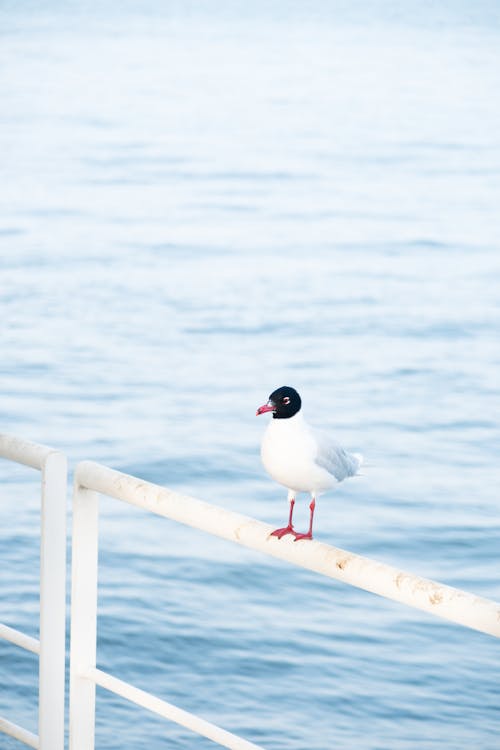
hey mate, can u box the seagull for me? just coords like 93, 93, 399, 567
256, 385, 362, 541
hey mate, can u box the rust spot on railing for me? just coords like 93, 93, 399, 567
429, 591, 443, 606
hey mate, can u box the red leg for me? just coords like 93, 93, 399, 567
294, 498, 315, 541
270, 498, 295, 539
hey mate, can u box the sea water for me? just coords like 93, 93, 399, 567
1, 2, 499, 748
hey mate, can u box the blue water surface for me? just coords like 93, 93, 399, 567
1, 2, 500, 748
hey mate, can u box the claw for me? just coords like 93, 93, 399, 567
293, 531, 313, 541
270, 525, 295, 539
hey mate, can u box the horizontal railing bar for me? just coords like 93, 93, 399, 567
89, 668, 265, 750
76, 461, 500, 639
0, 717, 39, 748
0, 623, 40, 654
0, 433, 57, 471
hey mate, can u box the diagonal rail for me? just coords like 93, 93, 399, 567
0, 718, 38, 749
89, 668, 264, 750
75, 460, 500, 639
0, 624, 40, 655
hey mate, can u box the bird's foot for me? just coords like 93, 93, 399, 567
270, 525, 295, 539
293, 531, 313, 541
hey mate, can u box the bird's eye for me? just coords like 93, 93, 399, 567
282, 396, 291, 405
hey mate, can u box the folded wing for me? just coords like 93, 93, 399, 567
314, 432, 363, 482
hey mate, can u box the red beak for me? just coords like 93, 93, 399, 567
256, 402, 275, 416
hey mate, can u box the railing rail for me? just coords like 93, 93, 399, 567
70, 460, 500, 749
0, 434, 67, 750
90, 667, 263, 750
0, 623, 40, 655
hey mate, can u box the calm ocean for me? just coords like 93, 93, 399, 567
1, 2, 499, 748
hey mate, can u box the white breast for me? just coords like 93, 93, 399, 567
260, 413, 337, 494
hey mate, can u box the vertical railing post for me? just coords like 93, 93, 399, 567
39, 450, 67, 750
69, 482, 99, 750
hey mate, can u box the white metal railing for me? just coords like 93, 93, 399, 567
69, 462, 264, 750
0, 434, 67, 750
70, 461, 500, 750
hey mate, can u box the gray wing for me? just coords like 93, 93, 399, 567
314, 432, 362, 482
